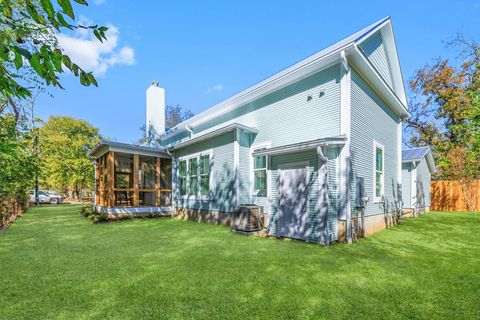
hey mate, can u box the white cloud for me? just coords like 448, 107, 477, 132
206, 84, 224, 94
57, 20, 135, 76
93, 0, 106, 5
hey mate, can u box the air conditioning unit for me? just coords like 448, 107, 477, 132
233, 205, 262, 232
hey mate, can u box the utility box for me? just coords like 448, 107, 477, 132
233, 205, 261, 231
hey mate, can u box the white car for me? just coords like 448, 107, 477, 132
29, 190, 64, 204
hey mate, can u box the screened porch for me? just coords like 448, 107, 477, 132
90, 141, 172, 214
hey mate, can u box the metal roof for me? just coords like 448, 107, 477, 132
402, 146, 436, 174
402, 147, 430, 162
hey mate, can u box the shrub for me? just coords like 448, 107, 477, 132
80, 205, 94, 218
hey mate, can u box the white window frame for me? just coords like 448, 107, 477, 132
373, 141, 385, 203
178, 159, 188, 197
250, 142, 271, 198
199, 154, 211, 197
177, 149, 213, 201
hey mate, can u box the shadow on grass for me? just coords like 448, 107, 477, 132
1, 206, 479, 319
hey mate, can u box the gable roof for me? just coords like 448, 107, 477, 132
161, 17, 408, 140
402, 147, 436, 174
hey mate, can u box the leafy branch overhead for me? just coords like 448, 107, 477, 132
0, 0, 107, 101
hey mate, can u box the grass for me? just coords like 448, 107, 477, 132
0, 205, 479, 319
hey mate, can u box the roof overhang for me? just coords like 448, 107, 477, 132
168, 123, 258, 151
89, 141, 171, 159
402, 149, 436, 174
252, 135, 347, 157
348, 45, 409, 118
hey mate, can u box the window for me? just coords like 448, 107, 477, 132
179, 160, 187, 196
253, 155, 267, 196
178, 153, 211, 199
188, 158, 198, 195
199, 155, 210, 195
374, 143, 384, 202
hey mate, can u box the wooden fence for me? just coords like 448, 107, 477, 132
431, 180, 480, 212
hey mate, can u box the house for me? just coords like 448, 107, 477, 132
401, 147, 436, 215
90, 17, 416, 244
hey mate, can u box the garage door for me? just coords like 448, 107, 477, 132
275, 165, 309, 240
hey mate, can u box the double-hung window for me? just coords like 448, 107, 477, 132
178, 153, 211, 198
374, 143, 384, 202
179, 160, 187, 196
253, 154, 267, 196
199, 155, 210, 196
188, 158, 198, 196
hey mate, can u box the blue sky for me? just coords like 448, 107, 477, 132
36, 0, 480, 143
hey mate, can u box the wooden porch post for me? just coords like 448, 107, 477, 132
107, 151, 115, 207
156, 157, 161, 206
133, 154, 139, 206
95, 159, 99, 205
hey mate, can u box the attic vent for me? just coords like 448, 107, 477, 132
319, 90, 325, 97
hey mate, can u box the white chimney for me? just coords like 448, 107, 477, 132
146, 81, 165, 137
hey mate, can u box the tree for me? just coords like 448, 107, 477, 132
165, 104, 194, 129
38, 116, 100, 199
0, 0, 105, 225
0, 0, 105, 112
0, 113, 38, 227
405, 35, 480, 180
138, 104, 194, 145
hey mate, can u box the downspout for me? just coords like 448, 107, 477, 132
166, 148, 176, 217
93, 159, 97, 209
185, 125, 194, 138
412, 161, 417, 217
340, 50, 352, 244
317, 146, 329, 245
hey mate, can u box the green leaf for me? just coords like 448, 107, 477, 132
62, 54, 72, 69
38, 14, 47, 25
86, 73, 97, 86
3, 4, 12, 19
51, 50, 63, 72
79, 71, 87, 85
98, 26, 108, 32
14, 52, 23, 70
93, 29, 103, 43
56, 12, 73, 29
73, 0, 88, 4
25, 1, 41, 24
57, 0, 74, 19
12, 46, 32, 60
0, 46, 9, 61
40, 0, 55, 18
29, 53, 43, 77
72, 63, 79, 76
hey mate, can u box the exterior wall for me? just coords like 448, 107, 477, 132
267, 148, 339, 242
358, 30, 393, 88
163, 64, 341, 148
172, 64, 342, 227
349, 69, 401, 218
416, 158, 431, 209
173, 131, 236, 213
401, 162, 412, 208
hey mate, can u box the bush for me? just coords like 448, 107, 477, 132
80, 205, 94, 218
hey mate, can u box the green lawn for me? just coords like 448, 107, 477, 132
0, 206, 479, 319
